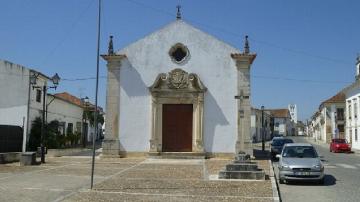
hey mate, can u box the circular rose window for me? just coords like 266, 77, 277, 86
169, 43, 189, 64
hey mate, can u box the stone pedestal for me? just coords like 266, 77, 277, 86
20, 152, 36, 166
218, 153, 265, 180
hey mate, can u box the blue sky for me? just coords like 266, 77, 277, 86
1, 0, 359, 121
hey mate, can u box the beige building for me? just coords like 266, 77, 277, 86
309, 92, 345, 144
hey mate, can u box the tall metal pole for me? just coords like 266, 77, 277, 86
261, 106, 265, 151
41, 85, 46, 163
91, 0, 101, 189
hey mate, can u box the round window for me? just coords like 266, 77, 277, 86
169, 43, 189, 64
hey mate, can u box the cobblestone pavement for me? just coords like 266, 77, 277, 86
0, 157, 274, 202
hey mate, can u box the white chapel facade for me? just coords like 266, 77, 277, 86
101, 15, 256, 158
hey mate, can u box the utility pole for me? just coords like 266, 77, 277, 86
261, 106, 265, 151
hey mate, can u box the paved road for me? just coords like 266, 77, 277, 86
273, 136, 360, 202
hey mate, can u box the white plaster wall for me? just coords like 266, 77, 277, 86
47, 95, 83, 132
0, 60, 31, 152
0, 60, 29, 126
117, 20, 239, 152
346, 93, 360, 150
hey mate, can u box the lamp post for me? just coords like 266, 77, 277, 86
261, 106, 265, 151
30, 72, 60, 163
81, 96, 89, 148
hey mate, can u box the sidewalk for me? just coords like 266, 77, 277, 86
0, 156, 277, 202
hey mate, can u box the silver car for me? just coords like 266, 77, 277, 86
276, 143, 324, 184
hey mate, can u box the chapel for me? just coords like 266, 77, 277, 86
101, 9, 256, 158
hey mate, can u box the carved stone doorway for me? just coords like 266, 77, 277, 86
149, 68, 207, 153
162, 104, 193, 152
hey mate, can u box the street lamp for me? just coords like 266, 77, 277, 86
261, 106, 265, 151
81, 96, 89, 148
30, 72, 60, 163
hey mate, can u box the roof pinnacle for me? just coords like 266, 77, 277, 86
176, 5, 181, 20
244, 35, 250, 54
108, 35, 114, 55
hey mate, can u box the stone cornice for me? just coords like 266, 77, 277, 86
101, 54, 127, 62
231, 53, 257, 65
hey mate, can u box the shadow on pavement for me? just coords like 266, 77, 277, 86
253, 149, 271, 160
286, 174, 336, 186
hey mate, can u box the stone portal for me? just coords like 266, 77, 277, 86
149, 68, 207, 154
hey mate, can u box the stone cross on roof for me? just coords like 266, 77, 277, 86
244, 35, 250, 54
108, 35, 114, 55
176, 5, 181, 20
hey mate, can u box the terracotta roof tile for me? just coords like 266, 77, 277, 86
321, 92, 345, 104
268, 109, 290, 118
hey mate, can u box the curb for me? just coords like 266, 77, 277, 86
269, 160, 281, 202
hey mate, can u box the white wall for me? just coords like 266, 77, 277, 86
47, 95, 83, 133
0, 60, 31, 152
117, 20, 239, 153
346, 90, 360, 150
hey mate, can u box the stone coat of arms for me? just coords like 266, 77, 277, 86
168, 68, 188, 89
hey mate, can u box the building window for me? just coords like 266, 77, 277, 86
348, 103, 352, 120
337, 108, 344, 121
76, 122, 82, 133
355, 129, 358, 142
36, 89, 41, 103
67, 123, 73, 134
354, 100, 358, 119
338, 124, 344, 133
169, 43, 189, 64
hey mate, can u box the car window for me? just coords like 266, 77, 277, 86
272, 139, 285, 146
272, 139, 293, 146
334, 139, 346, 143
282, 146, 318, 158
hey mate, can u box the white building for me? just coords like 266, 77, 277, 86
0, 60, 50, 152
251, 108, 272, 143
288, 104, 298, 123
343, 56, 360, 150
309, 91, 346, 143
269, 109, 294, 136
101, 17, 257, 158
48, 92, 104, 144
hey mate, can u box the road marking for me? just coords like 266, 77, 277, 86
336, 164, 357, 169
323, 164, 337, 168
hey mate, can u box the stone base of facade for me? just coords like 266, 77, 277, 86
205, 152, 235, 159
102, 139, 122, 157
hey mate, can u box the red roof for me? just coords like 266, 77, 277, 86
268, 109, 290, 118
52, 92, 104, 112
321, 92, 345, 105
53, 92, 82, 107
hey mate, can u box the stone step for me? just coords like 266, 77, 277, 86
147, 152, 206, 159
225, 164, 260, 171
232, 160, 257, 164
218, 170, 265, 180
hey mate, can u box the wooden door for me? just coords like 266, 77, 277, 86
162, 104, 193, 152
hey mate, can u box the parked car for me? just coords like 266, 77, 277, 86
271, 138, 294, 158
277, 143, 324, 184
330, 138, 351, 153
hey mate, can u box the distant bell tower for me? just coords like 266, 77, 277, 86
356, 54, 360, 80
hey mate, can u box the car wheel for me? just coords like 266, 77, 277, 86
318, 178, 325, 185
279, 178, 285, 184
